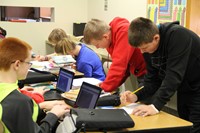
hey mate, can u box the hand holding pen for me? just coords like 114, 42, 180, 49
120, 86, 144, 105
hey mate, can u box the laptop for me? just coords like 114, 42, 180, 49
44, 67, 75, 101
65, 82, 102, 109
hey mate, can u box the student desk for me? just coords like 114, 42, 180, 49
18, 69, 84, 88
87, 111, 192, 133
123, 111, 192, 133
63, 91, 192, 133
48, 69, 84, 78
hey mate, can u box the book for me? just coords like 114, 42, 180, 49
52, 55, 76, 64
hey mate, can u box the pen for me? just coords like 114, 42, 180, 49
132, 86, 144, 94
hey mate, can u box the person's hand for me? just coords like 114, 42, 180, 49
34, 55, 48, 61
34, 55, 43, 61
120, 91, 138, 105
39, 100, 71, 110
49, 104, 70, 118
96, 82, 102, 87
132, 104, 159, 117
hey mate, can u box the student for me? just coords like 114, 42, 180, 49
0, 28, 47, 104
121, 17, 200, 133
83, 17, 146, 92
35, 28, 79, 61
55, 37, 106, 81
0, 37, 70, 132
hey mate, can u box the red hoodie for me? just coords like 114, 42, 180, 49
100, 17, 146, 92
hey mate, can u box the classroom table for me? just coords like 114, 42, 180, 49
123, 111, 192, 133
18, 68, 84, 88
84, 111, 192, 133
63, 91, 193, 133
48, 68, 84, 78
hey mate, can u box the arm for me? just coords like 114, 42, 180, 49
77, 62, 93, 77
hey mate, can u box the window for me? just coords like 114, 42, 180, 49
0, 6, 53, 22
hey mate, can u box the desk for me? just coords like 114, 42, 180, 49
18, 69, 84, 89
63, 91, 192, 133
122, 111, 192, 133
48, 68, 84, 78
87, 111, 192, 133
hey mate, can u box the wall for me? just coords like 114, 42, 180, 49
0, 0, 147, 55
0, 0, 88, 55
88, 0, 147, 23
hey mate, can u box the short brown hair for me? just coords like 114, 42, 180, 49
0, 37, 32, 71
48, 28, 68, 45
128, 17, 159, 47
55, 37, 77, 55
83, 19, 110, 44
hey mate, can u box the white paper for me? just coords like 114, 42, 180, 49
72, 77, 102, 87
121, 103, 141, 114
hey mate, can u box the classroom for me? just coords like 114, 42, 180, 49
0, 0, 199, 132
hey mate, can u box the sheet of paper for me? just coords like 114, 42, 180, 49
72, 77, 102, 87
121, 103, 141, 114
31, 61, 52, 70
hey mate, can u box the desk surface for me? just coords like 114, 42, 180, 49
49, 69, 84, 78
125, 111, 192, 132
63, 89, 192, 133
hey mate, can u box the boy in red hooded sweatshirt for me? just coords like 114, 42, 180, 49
83, 17, 146, 92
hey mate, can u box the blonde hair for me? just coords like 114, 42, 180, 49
83, 19, 110, 44
48, 28, 68, 45
55, 37, 77, 55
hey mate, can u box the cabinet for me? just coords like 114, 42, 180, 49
186, 0, 200, 35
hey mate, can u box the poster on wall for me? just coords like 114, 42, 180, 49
147, 0, 187, 26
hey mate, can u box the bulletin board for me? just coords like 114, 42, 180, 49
147, 0, 187, 26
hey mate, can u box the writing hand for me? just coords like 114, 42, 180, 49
120, 91, 137, 105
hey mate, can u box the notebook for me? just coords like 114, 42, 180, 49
65, 82, 102, 109
44, 67, 74, 101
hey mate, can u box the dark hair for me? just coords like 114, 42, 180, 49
128, 17, 159, 47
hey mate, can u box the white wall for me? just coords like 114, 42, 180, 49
88, 0, 147, 23
0, 0, 88, 55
